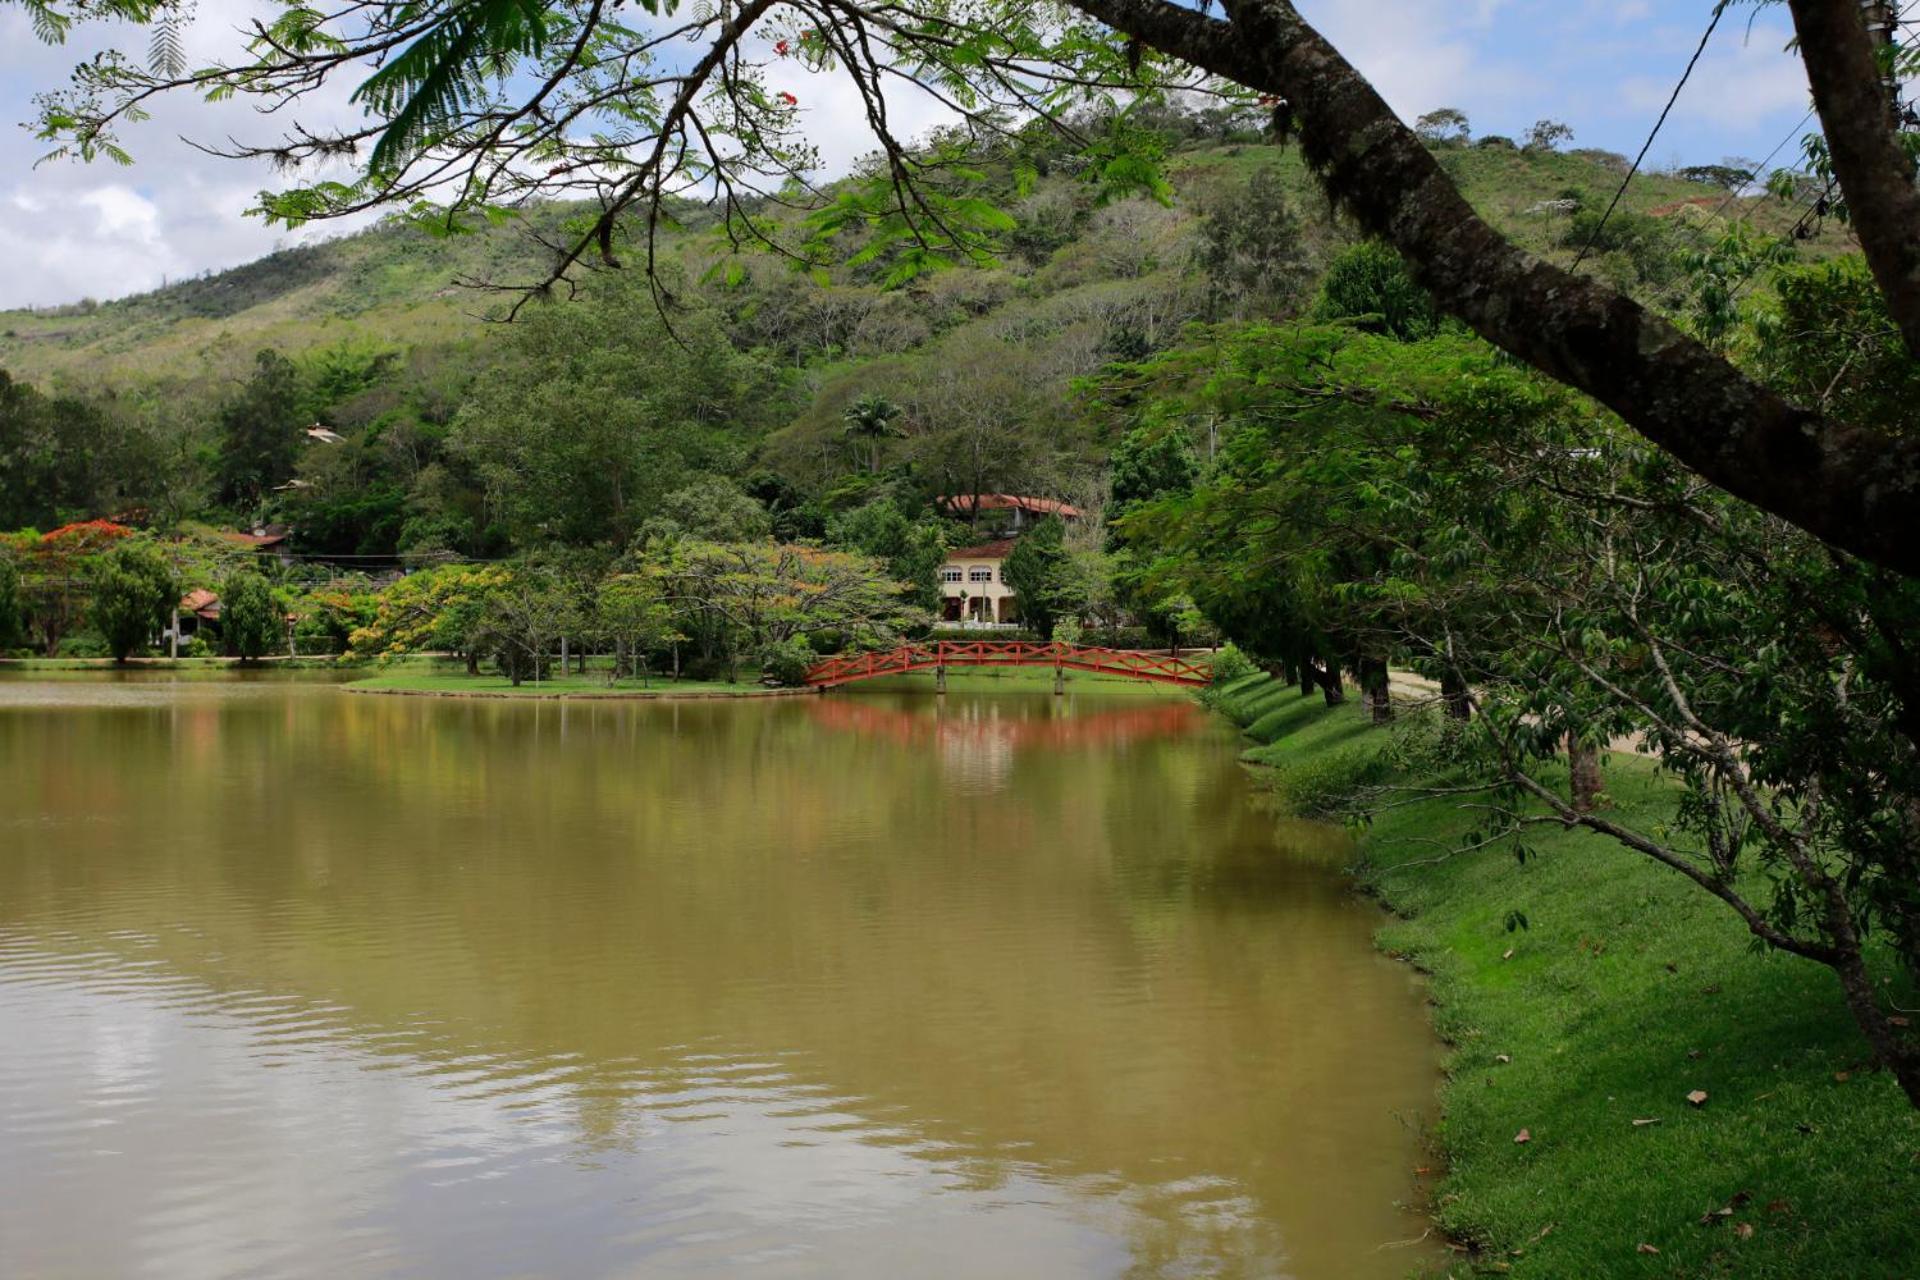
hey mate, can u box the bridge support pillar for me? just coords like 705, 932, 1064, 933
1053, 665, 1065, 696
936, 665, 947, 695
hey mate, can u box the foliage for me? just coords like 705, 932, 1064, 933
1413, 107, 1471, 146
839, 394, 904, 475
1313, 242, 1441, 341
757, 635, 818, 687
595, 570, 677, 680
1206, 642, 1255, 685
451, 293, 785, 548
635, 475, 774, 546
217, 349, 304, 507
830, 500, 947, 613
1002, 517, 1073, 639
1750, 255, 1920, 429
219, 569, 281, 661
657, 540, 922, 668
476, 566, 576, 685
1523, 119, 1574, 152
1197, 165, 1313, 317
86, 538, 176, 661
0, 552, 21, 650
1113, 316, 1920, 1104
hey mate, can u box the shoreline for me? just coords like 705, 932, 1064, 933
341, 682, 817, 701
1204, 672, 1920, 1277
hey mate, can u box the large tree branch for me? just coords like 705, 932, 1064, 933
1787, 0, 1920, 358
1068, 0, 1920, 576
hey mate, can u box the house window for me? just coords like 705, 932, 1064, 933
941, 567, 963, 583
969, 566, 993, 583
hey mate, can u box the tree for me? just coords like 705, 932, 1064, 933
451, 294, 782, 547
1523, 119, 1574, 152
477, 568, 577, 685
831, 500, 947, 613
1314, 242, 1441, 342
0, 552, 22, 651
217, 350, 304, 508
595, 571, 677, 683
27, 0, 1920, 572
220, 570, 281, 662
840, 394, 905, 474
1109, 319, 1920, 1106
347, 565, 509, 673
1413, 107, 1470, 146
88, 540, 176, 662
654, 540, 922, 679
1003, 518, 1073, 639
635, 475, 775, 546
1197, 165, 1313, 316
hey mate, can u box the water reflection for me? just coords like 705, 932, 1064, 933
0, 679, 1438, 1278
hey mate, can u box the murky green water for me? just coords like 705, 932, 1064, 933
0, 676, 1438, 1279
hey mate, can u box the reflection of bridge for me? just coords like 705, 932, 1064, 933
805, 641, 1213, 690
808, 696, 1201, 749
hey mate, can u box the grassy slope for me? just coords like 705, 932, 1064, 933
0, 142, 1849, 389
1207, 673, 1920, 1280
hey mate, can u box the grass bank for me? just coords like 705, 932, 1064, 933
343, 658, 794, 699
0, 655, 344, 671
1207, 673, 1920, 1279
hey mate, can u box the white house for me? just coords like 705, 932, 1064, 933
939, 539, 1019, 624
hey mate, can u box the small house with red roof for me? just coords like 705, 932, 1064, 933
940, 538, 1019, 624
936, 495, 1080, 625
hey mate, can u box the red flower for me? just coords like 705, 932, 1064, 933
779, 90, 798, 106
774, 39, 789, 54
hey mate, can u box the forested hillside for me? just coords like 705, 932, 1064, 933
0, 110, 1846, 566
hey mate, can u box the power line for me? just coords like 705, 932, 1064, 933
1571, 1, 1728, 272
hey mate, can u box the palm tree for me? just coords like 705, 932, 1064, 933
840, 393, 904, 474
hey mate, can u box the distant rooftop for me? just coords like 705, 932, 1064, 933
948, 539, 1016, 562
938, 494, 1082, 520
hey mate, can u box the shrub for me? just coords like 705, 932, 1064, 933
1208, 643, 1255, 685
758, 636, 818, 687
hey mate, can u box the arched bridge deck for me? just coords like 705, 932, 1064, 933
805, 641, 1213, 689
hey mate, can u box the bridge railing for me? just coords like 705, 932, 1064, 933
804, 641, 1212, 688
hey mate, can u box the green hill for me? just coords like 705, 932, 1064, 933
0, 136, 1838, 391
0, 124, 1854, 558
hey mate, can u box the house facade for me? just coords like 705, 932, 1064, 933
935, 496, 1083, 627
939, 540, 1018, 624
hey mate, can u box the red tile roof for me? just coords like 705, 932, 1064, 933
948, 539, 1016, 561
179, 589, 221, 618
939, 494, 1082, 519
218, 530, 289, 548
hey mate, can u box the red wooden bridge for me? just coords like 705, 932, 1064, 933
804, 641, 1213, 689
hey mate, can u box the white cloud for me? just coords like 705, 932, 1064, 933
1620, 20, 1810, 131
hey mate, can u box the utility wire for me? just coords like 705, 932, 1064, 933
1571, 0, 1728, 272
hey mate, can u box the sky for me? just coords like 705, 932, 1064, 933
0, 0, 1814, 310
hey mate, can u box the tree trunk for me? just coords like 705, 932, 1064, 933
1786, 0, 1920, 358
1066, 0, 1920, 574
1359, 656, 1393, 723
1568, 733, 1602, 813
1298, 659, 1316, 699
1316, 660, 1345, 706
1440, 667, 1472, 721
465, 648, 479, 676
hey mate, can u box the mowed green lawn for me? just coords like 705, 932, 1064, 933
1207, 674, 1920, 1279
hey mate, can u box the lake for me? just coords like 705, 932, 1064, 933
0, 675, 1438, 1278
